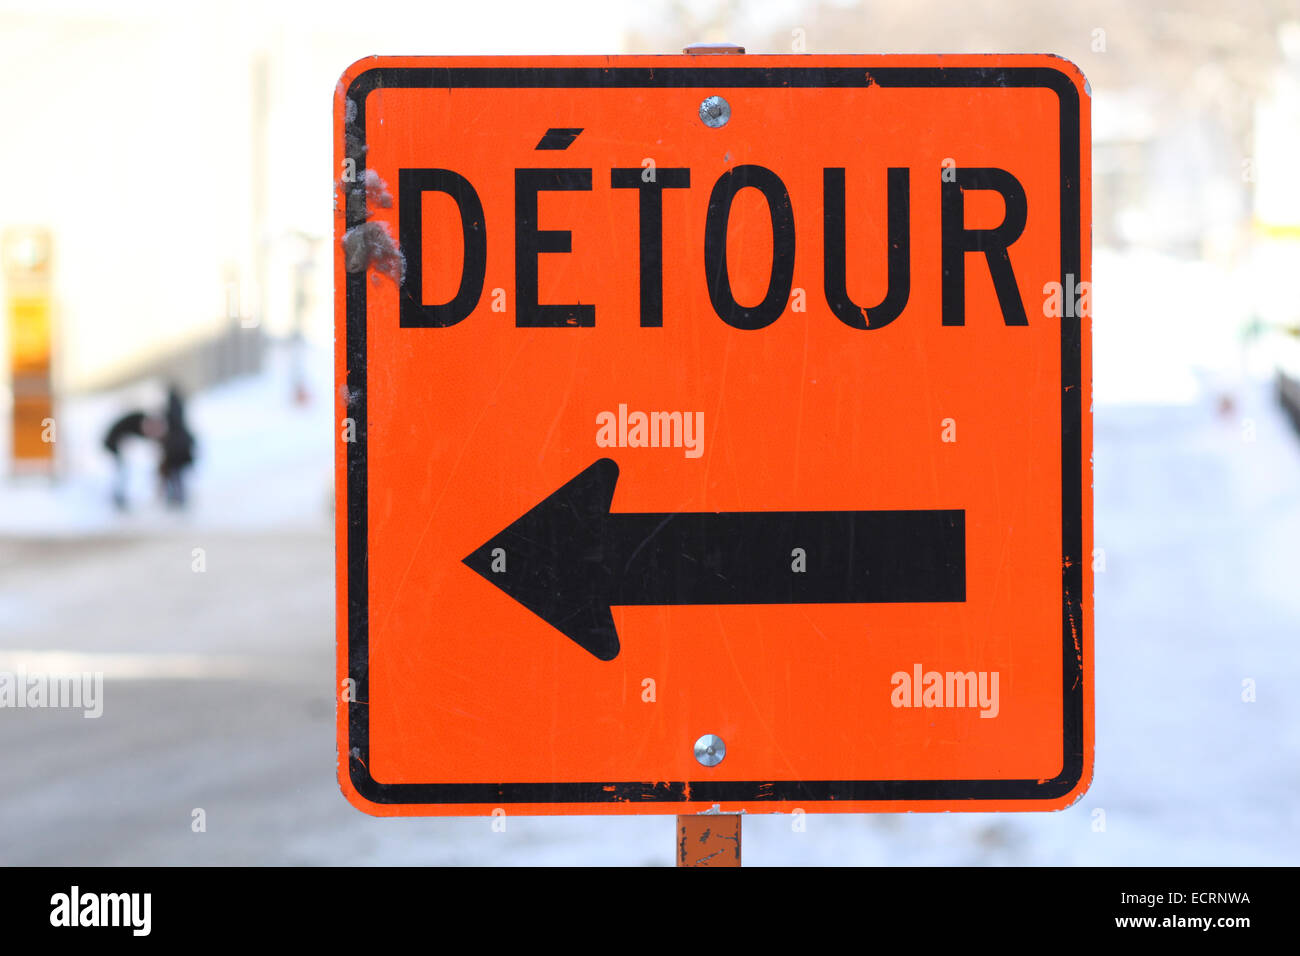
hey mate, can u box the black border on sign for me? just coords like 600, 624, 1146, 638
343, 64, 1086, 806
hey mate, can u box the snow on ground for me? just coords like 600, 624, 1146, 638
0, 342, 334, 537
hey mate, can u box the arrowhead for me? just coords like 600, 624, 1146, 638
463, 458, 622, 661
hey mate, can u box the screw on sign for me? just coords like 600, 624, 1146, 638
334, 55, 1094, 831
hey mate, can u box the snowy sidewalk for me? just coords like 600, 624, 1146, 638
0, 345, 334, 538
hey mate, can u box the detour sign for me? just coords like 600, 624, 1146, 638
334, 54, 1093, 815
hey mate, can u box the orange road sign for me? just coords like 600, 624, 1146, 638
334, 54, 1093, 816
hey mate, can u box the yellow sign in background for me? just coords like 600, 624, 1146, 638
3, 227, 55, 471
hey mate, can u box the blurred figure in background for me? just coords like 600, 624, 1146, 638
102, 408, 164, 510
159, 385, 196, 509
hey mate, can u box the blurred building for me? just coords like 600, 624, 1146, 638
0, 0, 630, 405
0, 7, 283, 394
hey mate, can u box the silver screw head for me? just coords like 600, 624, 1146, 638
699, 95, 731, 128
694, 733, 726, 767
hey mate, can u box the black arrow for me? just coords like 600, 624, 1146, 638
463, 458, 965, 661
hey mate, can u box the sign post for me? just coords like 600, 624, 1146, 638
334, 54, 1093, 827
677, 810, 741, 867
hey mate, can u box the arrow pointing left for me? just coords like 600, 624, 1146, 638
463, 458, 966, 661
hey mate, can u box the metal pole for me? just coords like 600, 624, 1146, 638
676, 811, 741, 867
